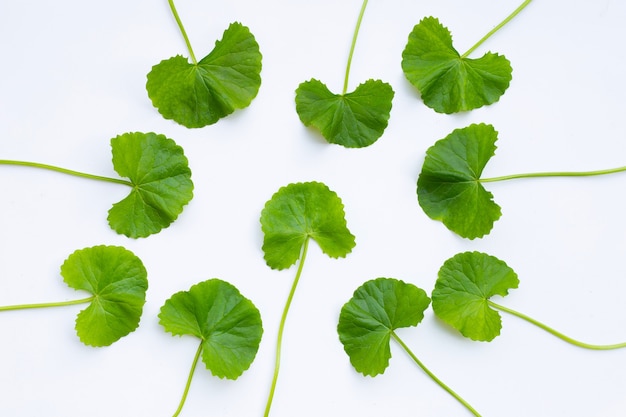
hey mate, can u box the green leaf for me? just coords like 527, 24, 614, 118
260, 181, 356, 270
159, 279, 263, 379
146, 22, 262, 128
401, 17, 512, 114
432, 251, 519, 342
295, 79, 394, 148
417, 123, 501, 239
60, 245, 148, 347
108, 131, 194, 238
337, 278, 431, 376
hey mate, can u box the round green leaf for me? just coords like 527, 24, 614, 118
108, 131, 194, 238
295, 79, 394, 148
60, 245, 148, 347
158, 279, 263, 380
417, 123, 502, 239
146, 22, 262, 128
260, 181, 356, 270
432, 251, 519, 342
338, 278, 431, 376
401, 17, 512, 113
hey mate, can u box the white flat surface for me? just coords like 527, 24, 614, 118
1, 1, 626, 416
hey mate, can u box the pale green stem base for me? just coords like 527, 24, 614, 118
391, 332, 482, 416
0, 160, 132, 186
172, 341, 203, 417
462, 0, 532, 58
343, 0, 369, 94
481, 166, 626, 183
0, 296, 95, 312
489, 301, 626, 350
263, 238, 310, 417
167, 0, 197, 65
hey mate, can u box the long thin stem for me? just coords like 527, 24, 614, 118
0, 160, 132, 187
480, 165, 626, 183
461, 0, 532, 58
167, 0, 198, 65
172, 341, 203, 417
488, 300, 626, 350
0, 296, 95, 312
263, 238, 310, 417
391, 332, 481, 416
343, 0, 369, 95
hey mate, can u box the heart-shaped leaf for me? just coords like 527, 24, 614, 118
295, 79, 394, 148
61, 245, 149, 347
108, 131, 194, 238
260, 181, 356, 270
402, 17, 512, 113
159, 279, 263, 379
146, 22, 262, 128
417, 123, 502, 239
432, 251, 519, 342
338, 277, 431, 376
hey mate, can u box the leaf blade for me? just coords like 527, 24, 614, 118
60, 245, 148, 347
146, 22, 262, 128
260, 181, 356, 270
432, 251, 519, 341
338, 278, 430, 376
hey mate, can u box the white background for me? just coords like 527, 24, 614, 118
1, 1, 626, 416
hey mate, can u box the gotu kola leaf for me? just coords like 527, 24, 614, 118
260, 181, 355, 417
61, 245, 149, 347
159, 278, 263, 380
417, 123, 501, 239
432, 251, 519, 342
260, 181, 356, 270
401, 16, 512, 114
146, 22, 262, 128
337, 277, 430, 376
159, 279, 263, 416
108, 131, 194, 238
295, 79, 394, 148
338, 277, 482, 416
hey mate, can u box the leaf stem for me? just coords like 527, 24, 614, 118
167, 0, 198, 65
172, 340, 203, 417
391, 331, 481, 416
480, 165, 626, 183
461, 0, 532, 58
488, 300, 626, 350
263, 238, 310, 417
343, 0, 368, 95
0, 296, 95, 312
0, 160, 132, 186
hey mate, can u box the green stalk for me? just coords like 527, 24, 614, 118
167, 0, 198, 65
172, 341, 203, 417
391, 332, 481, 416
489, 301, 626, 350
263, 238, 310, 417
343, 0, 369, 95
0, 160, 132, 187
480, 166, 626, 183
0, 296, 95, 312
461, 0, 532, 58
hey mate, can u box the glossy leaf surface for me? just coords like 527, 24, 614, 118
61, 245, 148, 347
159, 279, 263, 379
432, 251, 519, 341
260, 181, 356, 270
108, 131, 194, 238
146, 22, 262, 128
337, 278, 430, 376
295, 79, 394, 148
417, 123, 501, 239
402, 17, 512, 113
